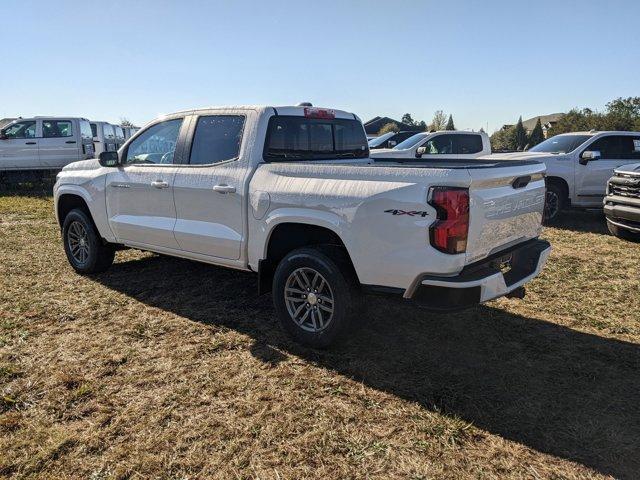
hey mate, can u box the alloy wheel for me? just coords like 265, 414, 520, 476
284, 267, 334, 333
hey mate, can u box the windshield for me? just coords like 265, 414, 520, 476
368, 132, 394, 148
529, 134, 592, 154
393, 132, 428, 150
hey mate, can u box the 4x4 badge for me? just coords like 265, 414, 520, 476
384, 209, 429, 217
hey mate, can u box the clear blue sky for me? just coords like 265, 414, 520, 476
2, 0, 639, 132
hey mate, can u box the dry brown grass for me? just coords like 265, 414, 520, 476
1, 190, 639, 479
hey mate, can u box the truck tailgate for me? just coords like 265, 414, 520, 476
466, 163, 546, 263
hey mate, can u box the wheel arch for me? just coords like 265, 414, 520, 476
545, 176, 571, 205
258, 221, 359, 295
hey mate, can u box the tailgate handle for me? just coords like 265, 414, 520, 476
512, 175, 531, 189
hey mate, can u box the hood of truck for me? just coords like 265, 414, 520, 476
482, 151, 567, 162
61, 158, 101, 171
465, 161, 547, 263
615, 162, 640, 175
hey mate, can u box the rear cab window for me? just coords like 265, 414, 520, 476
264, 115, 368, 161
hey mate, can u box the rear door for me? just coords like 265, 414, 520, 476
575, 135, 640, 204
0, 120, 39, 169
172, 112, 248, 259
105, 116, 187, 249
39, 119, 79, 168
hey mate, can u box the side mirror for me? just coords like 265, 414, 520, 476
416, 146, 427, 158
98, 151, 119, 167
579, 150, 600, 165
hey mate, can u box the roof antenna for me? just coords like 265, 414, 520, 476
296, 102, 313, 107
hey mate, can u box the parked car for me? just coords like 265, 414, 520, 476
54, 105, 550, 347
486, 131, 640, 220
90, 121, 118, 157
0, 117, 94, 179
370, 130, 491, 160
368, 130, 421, 149
604, 162, 640, 241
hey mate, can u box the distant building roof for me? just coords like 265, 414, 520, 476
363, 116, 420, 135
522, 113, 565, 132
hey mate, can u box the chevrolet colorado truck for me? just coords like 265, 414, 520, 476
604, 162, 640, 241
54, 105, 551, 347
485, 131, 640, 221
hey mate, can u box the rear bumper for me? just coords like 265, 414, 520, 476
408, 239, 551, 311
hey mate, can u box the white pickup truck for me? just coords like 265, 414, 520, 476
486, 131, 640, 220
370, 130, 491, 160
54, 105, 550, 347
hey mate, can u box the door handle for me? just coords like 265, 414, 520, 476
25, 142, 36, 145
65, 140, 76, 144
213, 184, 236, 194
151, 180, 169, 189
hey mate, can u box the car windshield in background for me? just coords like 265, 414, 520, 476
529, 134, 592, 154
393, 132, 427, 150
264, 116, 368, 161
367, 132, 394, 148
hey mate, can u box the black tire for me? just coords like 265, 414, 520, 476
544, 182, 566, 223
272, 246, 358, 348
607, 219, 640, 242
62, 208, 115, 273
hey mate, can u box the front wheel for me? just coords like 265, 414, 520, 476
272, 247, 357, 348
544, 183, 565, 223
62, 208, 115, 273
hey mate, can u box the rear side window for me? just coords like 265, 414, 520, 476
455, 134, 483, 154
422, 135, 454, 154
80, 121, 93, 140
90, 123, 97, 138
43, 120, 72, 138
264, 116, 368, 161
189, 115, 245, 165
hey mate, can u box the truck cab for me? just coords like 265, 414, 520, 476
0, 117, 94, 174
370, 130, 491, 160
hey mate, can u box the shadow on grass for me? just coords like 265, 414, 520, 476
548, 209, 609, 235
94, 255, 640, 479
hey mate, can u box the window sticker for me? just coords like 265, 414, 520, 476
633, 139, 640, 152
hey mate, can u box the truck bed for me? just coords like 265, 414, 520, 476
370, 157, 543, 169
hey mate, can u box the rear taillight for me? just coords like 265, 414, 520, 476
428, 187, 469, 254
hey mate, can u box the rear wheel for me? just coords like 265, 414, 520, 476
62, 209, 115, 273
272, 247, 357, 348
544, 182, 566, 223
607, 219, 640, 242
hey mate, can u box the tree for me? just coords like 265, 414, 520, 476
120, 117, 134, 127
528, 118, 545, 147
445, 115, 455, 131
417, 120, 427, 131
515, 116, 527, 150
401, 113, 415, 126
378, 122, 400, 135
490, 126, 518, 152
429, 110, 448, 131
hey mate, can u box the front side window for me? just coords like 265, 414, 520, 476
125, 118, 183, 164
114, 126, 124, 140
102, 124, 114, 139
264, 116, 368, 160
422, 134, 454, 154
43, 120, 72, 138
2, 121, 36, 139
189, 115, 245, 165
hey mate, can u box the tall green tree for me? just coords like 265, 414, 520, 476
445, 115, 455, 130
401, 113, 415, 126
528, 118, 545, 147
515, 116, 527, 150
490, 126, 518, 151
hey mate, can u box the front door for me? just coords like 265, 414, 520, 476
106, 117, 186, 249
172, 113, 247, 259
576, 135, 640, 205
39, 119, 78, 168
0, 120, 39, 170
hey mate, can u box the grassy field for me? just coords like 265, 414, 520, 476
1, 191, 639, 479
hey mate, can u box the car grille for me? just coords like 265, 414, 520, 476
609, 174, 640, 199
